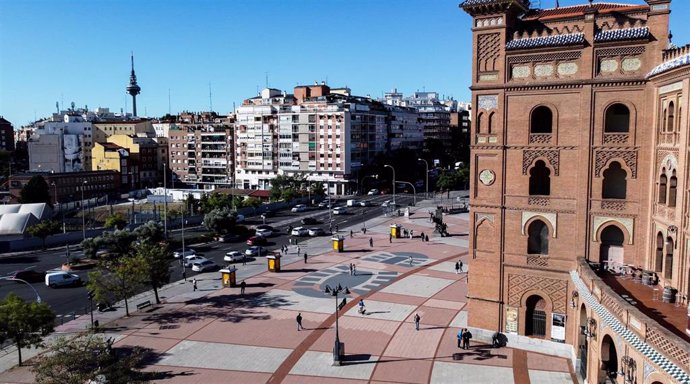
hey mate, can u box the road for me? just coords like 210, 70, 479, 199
0, 194, 416, 323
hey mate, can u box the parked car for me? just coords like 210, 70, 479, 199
255, 228, 273, 237
12, 270, 46, 283
245, 246, 264, 257
367, 189, 380, 195
261, 210, 276, 218
184, 255, 207, 268
301, 217, 319, 225
333, 207, 348, 215
381, 200, 392, 207
246, 235, 268, 246
192, 260, 218, 272
308, 228, 325, 237
291, 227, 309, 236
174, 249, 196, 258
291, 204, 307, 213
359, 200, 371, 207
224, 251, 244, 263
317, 201, 331, 208
45, 272, 82, 288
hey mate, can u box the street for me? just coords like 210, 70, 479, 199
0, 194, 415, 322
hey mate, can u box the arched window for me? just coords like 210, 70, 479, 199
488, 112, 495, 135
604, 104, 630, 133
667, 101, 675, 132
669, 171, 677, 208
602, 161, 627, 199
662, 108, 667, 133
601, 335, 619, 380
655, 233, 664, 272
530, 106, 553, 134
665, 237, 674, 280
527, 220, 549, 255
658, 170, 667, 204
477, 112, 483, 134
529, 160, 551, 196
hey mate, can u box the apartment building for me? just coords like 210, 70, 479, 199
0, 117, 14, 151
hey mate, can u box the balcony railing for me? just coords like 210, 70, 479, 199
603, 133, 629, 145
528, 133, 552, 145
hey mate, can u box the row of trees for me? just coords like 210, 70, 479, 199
270, 175, 325, 201
436, 167, 470, 197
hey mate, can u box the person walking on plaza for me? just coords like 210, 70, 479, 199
303, 252, 308, 263
369, 237, 373, 248
409, 255, 413, 267
462, 328, 472, 349
353, 264, 357, 276
182, 270, 187, 282
425, 234, 429, 242
459, 260, 464, 272
410, 230, 414, 239
349, 263, 354, 276
240, 280, 246, 295
389, 233, 392, 243
296, 312, 303, 331
455, 262, 460, 274
362, 226, 367, 234
420, 232, 425, 242
192, 278, 197, 292
414, 313, 421, 331
297, 246, 301, 255
350, 230, 353, 238
457, 328, 464, 348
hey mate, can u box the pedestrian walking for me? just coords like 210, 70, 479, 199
410, 230, 414, 239
369, 237, 373, 247
335, 224, 339, 232
389, 233, 392, 243
296, 312, 303, 331
455, 262, 460, 274
358, 299, 366, 315
459, 260, 464, 272
409, 256, 413, 267
192, 278, 197, 292
349, 263, 354, 276
303, 252, 308, 263
429, 212, 434, 222
414, 313, 421, 331
420, 232, 425, 242
353, 264, 357, 276
297, 246, 301, 255
362, 227, 367, 234
457, 328, 464, 348
462, 328, 473, 349
242, 255, 247, 265
240, 280, 246, 295
425, 234, 429, 242
182, 270, 187, 282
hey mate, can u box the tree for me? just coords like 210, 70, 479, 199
87, 256, 145, 317
104, 213, 127, 230
33, 334, 150, 384
134, 242, 171, 305
241, 197, 261, 209
132, 221, 164, 243
26, 221, 61, 249
185, 194, 197, 214
0, 293, 55, 366
436, 170, 458, 198
202, 208, 236, 235
310, 181, 325, 199
19, 175, 52, 206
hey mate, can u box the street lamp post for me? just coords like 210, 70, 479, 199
0, 277, 42, 303
397, 181, 417, 205
417, 158, 429, 198
384, 164, 396, 205
81, 180, 87, 240
163, 161, 168, 239
324, 284, 349, 366
51, 182, 65, 233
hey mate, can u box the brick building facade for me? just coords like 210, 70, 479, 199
462, 0, 690, 382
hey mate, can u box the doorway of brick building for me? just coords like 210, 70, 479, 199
600, 225, 625, 272
525, 295, 546, 337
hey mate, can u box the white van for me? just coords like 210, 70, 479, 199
45, 272, 82, 288
346, 199, 359, 207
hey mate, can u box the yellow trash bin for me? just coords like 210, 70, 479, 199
220, 267, 237, 288
332, 236, 344, 252
390, 224, 401, 238
267, 254, 282, 272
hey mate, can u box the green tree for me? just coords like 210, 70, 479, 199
26, 221, 61, 249
185, 194, 197, 214
19, 175, 52, 206
202, 208, 236, 235
241, 197, 262, 209
310, 181, 325, 198
104, 213, 128, 230
134, 242, 171, 305
87, 256, 145, 317
132, 221, 164, 243
0, 293, 55, 366
33, 334, 151, 384
436, 170, 458, 198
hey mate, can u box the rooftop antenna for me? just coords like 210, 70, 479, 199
55, 101, 59, 114
61, 93, 64, 111
209, 82, 213, 112
168, 88, 172, 115
265, 72, 269, 88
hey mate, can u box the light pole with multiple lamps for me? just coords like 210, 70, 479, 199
417, 158, 429, 198
324, 284, 349, 366
80, 180, 87, 240
384, 164, 396, 205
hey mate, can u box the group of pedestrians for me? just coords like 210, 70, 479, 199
348, 263, 357, 276
455, 260, 464, 274
457, 328, 473, 349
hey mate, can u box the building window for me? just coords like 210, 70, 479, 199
602, 161, 626, 199
527, 220, 549, 255
530, 106, 553, 134
669, 171, 677, 208
665, 237, 674, 280
477, 112, 483, 134
667, 101, 675, 132
488, 112, 495, 135
529, 160, 550, 196
604, 104, 630, 133
658, 170, 667, 204
655, 233, 664, 272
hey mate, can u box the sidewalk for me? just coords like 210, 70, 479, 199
0, 198, 577, 384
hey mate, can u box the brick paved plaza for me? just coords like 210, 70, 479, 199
0, 206, 576, 384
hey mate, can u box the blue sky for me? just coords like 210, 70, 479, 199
1, 0, 689, 127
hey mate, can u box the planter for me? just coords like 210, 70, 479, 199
62, 260, 97, 271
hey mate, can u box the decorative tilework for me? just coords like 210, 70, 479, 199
512, 65, 531, 78
506, 33, 584, 50
478, 95, 498, 110
648, 54, 690, 78
594, 27, 650, 43
534, 64, 554, 77
557, 62, 578, 76
622, 58, 642, 72
600, 59, 619, 73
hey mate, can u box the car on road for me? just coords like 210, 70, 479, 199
192, 259, 218, 272
291, 204, 307, 213
12, 270, 46, 283
245, 246, 264, 257
255, 224, 274, 231
301, 217, 319, 225
246, 235, 268, 246
346, 199, 359, 207
174, 249, 196, 258
308, 228, 325, 237
261, 210, 276, 218
224, 251, 244, 263
359, 200, 371, 207
217, 234, 242, 243
381, 200, 393, 207
184, 255, 207, 268
367, 189, 380, 195
333, 207, 348, 215
291, 227, 309, 236
45, 272, 82, 288
317, 201, 331, 208
255, 228, 273, 238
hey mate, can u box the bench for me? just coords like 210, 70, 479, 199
136, 300, 152, 311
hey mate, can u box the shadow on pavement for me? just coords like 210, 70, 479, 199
281, 268, 318, 273
452, 346, 508, 361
